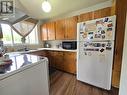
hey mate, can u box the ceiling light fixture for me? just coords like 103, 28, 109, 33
42, 0, 51, 13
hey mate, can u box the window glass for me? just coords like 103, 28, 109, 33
12, 30, 22, 44
1, 24, 13, 44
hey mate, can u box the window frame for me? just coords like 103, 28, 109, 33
1, 23, 39, 46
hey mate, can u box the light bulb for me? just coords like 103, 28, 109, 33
42, 1, 51, 13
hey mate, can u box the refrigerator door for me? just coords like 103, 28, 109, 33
77, 41, 114, 90
78, 16, 116, 42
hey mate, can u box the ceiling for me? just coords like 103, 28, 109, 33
17, 0, 108, 20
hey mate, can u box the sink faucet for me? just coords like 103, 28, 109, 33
17, 45, 29, 51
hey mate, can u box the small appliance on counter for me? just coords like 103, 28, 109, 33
44, 42, 51, 48
62, 41, 77, 50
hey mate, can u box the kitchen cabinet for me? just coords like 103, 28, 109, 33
41, 21, 55, 40
63, 52, 76, 74
78, 7, 112, 22
65, 16, 77, 40
52, 51, 64, 70
78, 12, 93, 22
93, 7, 112, 19
47, 22, 56, 40
27, 50, 76, 74
55, 19, 65, 40
45, 51, 76, 74
41, 24, 48, 41
55, 16, 77, 40
46, 51, 55, 66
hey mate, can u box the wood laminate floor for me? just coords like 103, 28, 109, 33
50, 70, 119, 95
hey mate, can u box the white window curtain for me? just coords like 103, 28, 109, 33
11, 20, 38, 37
10, 18, 38, 43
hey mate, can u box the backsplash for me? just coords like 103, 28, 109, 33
44, 40, 77, 49
5, 44, 41, 53
44, 40, 62, 49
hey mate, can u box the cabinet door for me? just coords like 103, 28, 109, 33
55, 19, 65, 40
63, 52, 76, 74
47, 22, 56, 40
53, 51, 64, 70
46, 51, 54, 66
79, 12, 93, 22
41, 24, 48, 41
93, 7, 112, 19
65, 16, 78, 40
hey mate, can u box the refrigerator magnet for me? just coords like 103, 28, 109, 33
101, 30, 105, 34
83, 32, 87, 38
107, 28, 113, 31
104, 18, 109, 22
100, 48, 105, 53
80, 32, 84, 34
94, 49, 99, 51
106, 47, 112, 50
106, 31, 112, 37
102, 44, 106, 47
107, 23, 113, 27
102, 35, 105, 39
95, 34, 101, 38
90, 36, 93, 39
88, 32, 93, 34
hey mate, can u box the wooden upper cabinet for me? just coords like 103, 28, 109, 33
79, 12, 93, 22
93, 7, 112, 19
65, 16, 78, 40
55, 19, 65, 40
41, 21, 55, 41
41, 24, 48, 41
47, 22, 56, 40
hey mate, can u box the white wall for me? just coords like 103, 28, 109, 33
119, 14, 127, 95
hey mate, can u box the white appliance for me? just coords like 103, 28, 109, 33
77, 16, 116, 90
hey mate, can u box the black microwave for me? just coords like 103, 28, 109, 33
62, 41, 77, 50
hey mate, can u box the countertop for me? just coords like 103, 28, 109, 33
0, 54, 48, 80
7, 48, 77, 55
37, 48, 77, 52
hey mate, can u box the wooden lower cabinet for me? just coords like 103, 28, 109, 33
47, 51, 76, 74
63, 52, 76, 74
28, 50, 76, 74
52, 51, 64, 70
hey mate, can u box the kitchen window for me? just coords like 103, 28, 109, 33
1, 23, 38, 45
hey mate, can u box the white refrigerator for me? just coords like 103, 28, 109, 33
77, 16, 116, 90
